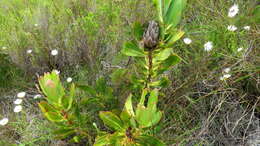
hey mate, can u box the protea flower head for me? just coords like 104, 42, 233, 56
143, 20, 160, 49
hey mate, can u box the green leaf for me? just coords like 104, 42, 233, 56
94, 132, 125, 146
120, 94, 135, 123
95, 77, 107, 94
133, 22, 144, 40
124, 94, 135, 117
139, 88, 148, 106
38, 101, 65, 122
61, 83, 75, 110
154, 48, 172, 62
165, 0, 187, 28
137, 135, 166, 146
53, 127, 75, 139
99, 111, 124, 131
94, 134, 111, 146
135, 89, 162, 128
121, 42, 145, 57
70, 136, 81, 143
164, 30, 185, 47
150, 77, 170, 89
147, 89, 159, 110
135, 106, 153, 128
38, 71, 65, 106
157, 54, 181, 75
164, 0, 172, 16
156, 0, 164, 23
76, 84, 96, 97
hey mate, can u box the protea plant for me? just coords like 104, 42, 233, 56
95, 0, 187, 145
121, 0, 187, 90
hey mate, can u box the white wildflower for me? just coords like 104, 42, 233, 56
227, 25, 237, 31
243, 26, 250, 31
51, 49, 58, 56
27, 49, 32, 54
2, 46, 7, 50
14, 105, 22, 113
220, 74, 231, 81
17, 92, 26, 98
53, 70, 60, 75
0, 118, 9, 126
204, 41, 213, 52
34, 24, 38, 27
237, 47, 243, 52
223, 74, 231, 79
228, 4, 239, 18
14, 99, 23, 105
66, 77, 72, 83
224, 68, 231, 73
183, 38, 192, 45
33, 94, 42, 99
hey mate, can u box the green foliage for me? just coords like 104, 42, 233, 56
253, 5, 260, 23
77, 77, 117, 110
38, 71, 88, 143
135, 89, 162, 128
95, 89, 165, 146
122, 42, 146, 57
0, 53, 24, 90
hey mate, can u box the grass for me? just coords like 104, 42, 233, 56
0, 0, 259, 145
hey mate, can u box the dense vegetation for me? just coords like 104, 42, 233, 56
0, 0, 259, 145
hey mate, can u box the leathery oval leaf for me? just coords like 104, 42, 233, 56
99, 111, 124, 131
121, 41, 145, 57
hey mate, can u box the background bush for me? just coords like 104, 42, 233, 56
0, 0, 153, 76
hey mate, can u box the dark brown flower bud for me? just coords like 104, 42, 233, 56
143, 21, 160, 49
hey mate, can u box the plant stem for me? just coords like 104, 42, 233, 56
145, 50, 153, 90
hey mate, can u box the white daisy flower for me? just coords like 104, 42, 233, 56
34, 24, 38, 27
51, 49, 58, 56
17, 92, 26, 98
227, 25, 237, 31
223, 74, 231, 79
237, 47, 243, 52
33, 94, 42, 99
0, 118, 9, 126
27, 49, 32, 54
14, 99, 23, 105
224, 68, 231, 73
243, 26, 250, 31
14, 105, 22, 113
220, 74, 231, 81
204, 41, 213, 52
2, 46, 7, 50
53, 70, 60, 75
66, 77, 73, 83
228, 4, 239, 18
183, 38, 192, 45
